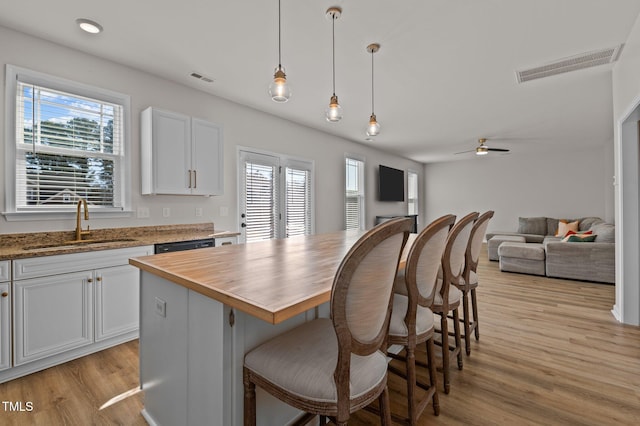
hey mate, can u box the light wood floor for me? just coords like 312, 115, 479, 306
1, 248, 639, 425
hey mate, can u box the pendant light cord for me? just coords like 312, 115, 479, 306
332, 13, 336, 96
371, 48, 375, 114
278, 0, 282, 68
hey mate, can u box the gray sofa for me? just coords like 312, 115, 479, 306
486, 217, 615, 284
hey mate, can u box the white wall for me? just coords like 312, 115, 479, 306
0, 26, 422, 236
612, 12, 640, 326
424, 147, 610, 234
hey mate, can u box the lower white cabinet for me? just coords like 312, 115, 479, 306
0, 260, 10, 371
9, 246, 152, 372
13, 271, 93, 366
95, 265, 140, 341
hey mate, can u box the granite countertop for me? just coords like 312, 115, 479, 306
0, 223, 240, 260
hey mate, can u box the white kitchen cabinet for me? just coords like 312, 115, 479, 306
13, 271, 93, 366
0, 260, 10, 371
214, 236, 237, 246
10, 246, 152, 370
141, 107, 223, 196
95, 264, 140, 341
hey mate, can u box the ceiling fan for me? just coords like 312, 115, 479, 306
455, 138, 510, 156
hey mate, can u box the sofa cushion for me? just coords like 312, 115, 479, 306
555, 220, 579, 237
517, 217, 547, 236
546, 218, 559, 236
591, 223, 615, 243
578, 217, 604, 231
498, 242, 546, 261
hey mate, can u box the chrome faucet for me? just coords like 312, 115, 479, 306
75, 198, 90, 241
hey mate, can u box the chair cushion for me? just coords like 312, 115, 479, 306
244, 318, 388, 404
458, 270, 478, 286
432, 279, 462, 306
388, 294, 435, 338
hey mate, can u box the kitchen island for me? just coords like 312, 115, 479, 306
129, 230, 365, 426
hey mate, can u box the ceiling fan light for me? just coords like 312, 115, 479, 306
476, 146, 489, 155
366, 114, 380, 136
326, 95, 342, 122
269, 66, 291, 102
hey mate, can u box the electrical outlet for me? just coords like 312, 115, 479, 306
163, 207, 170, 217
195, 207, 203, 217
155, 297, 166, 317
137, 207, 150, 218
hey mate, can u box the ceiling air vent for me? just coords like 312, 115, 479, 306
516, 44, 624, 83
190, 72, 214, 83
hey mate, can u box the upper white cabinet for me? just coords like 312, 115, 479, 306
141, 107, 223, 196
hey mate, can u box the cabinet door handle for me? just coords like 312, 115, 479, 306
96, 276, 102, 282
188, 170, 192, 188
1, 292, 7, 298
87, 278, 93, 283
193, 170, 197, 188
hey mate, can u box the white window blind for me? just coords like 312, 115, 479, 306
345, 157, 365, 230
244, 161, 278, 242
408, 170, 419, 216
285, 167, 312, 237
240, 150, 314, 243
13, 77, 124, 211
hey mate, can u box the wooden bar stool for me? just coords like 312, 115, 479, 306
455, 210, 494, 355
243, 218, 412, 426
387, 214, 456, 425
431, 212, 478, 394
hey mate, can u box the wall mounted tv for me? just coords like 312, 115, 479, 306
378, 165, 404, 201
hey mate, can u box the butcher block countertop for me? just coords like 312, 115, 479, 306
129, 230, 365, 324
0, 223, 239, 260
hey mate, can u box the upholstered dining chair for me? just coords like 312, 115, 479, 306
387, 214, 456, 425
243, 218, 413, 426
455, 210, 494, 355
431, 211, 478, 394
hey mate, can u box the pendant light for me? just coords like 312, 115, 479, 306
269, 0, 291, 102
325, 7, 342, 122
366, 43, 380, 137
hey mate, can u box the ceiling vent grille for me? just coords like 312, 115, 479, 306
190, 72, 214, 83
516, 44, 624, 83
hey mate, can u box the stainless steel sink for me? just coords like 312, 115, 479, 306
23, 238, 138, 251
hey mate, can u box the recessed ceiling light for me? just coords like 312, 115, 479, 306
76, 18, 103, 34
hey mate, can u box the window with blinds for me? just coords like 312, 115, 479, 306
241, 150, 314, 243
11, 69, 126, 212
285, 167, 312, 237
345, 157, 365, 230
244, 161, 278, 242
408, 170, 419, 216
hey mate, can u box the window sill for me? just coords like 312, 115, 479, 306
3, 210, 134, 222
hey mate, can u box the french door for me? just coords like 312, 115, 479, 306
238, 150, 314, 243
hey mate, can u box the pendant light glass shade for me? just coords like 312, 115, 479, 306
365, 43, 380, 137
326, 7, 342, 122
326, 95, 343, 122
269, 66, 290, 102
366, 114, 380, 136
269, 0, 290, 102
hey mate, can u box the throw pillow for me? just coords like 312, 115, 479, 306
565, 230, 593, 237
564, 234, 597, 243
517, 217, 547, 235
556, 219, 579, 237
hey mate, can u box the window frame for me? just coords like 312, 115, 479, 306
4, 64, 132, 221
345, 155, 366, 231
407, 169, 419, 217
